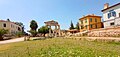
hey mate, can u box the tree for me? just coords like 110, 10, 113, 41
7, 18, 10, 22
28, 30, 37, 37
75, 22, 80, 30
38, 26, 49, 37
69, 21, 75, 30
29, 20, 38, 37
15, 32, 24, 37
15, 22, 25, 33
30, 20, 38, 31
0, 29, 8, 40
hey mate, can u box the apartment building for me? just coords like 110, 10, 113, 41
0, 20, 22, 34
79, 14, 103, 32
102, 3, 120, 28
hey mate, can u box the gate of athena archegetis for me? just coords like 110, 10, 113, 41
44, 20, 61, 37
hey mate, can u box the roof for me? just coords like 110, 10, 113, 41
102, 2, 120, 12
0, 20, 7, 22
0, 20, 21, 27
44, 20, 59, 26
44, 20, 58, 23
79, 14, 101, 20
0, 20, 15, 23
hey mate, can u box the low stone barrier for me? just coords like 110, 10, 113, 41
64, 37, 120, 43
88, 27, 120, 37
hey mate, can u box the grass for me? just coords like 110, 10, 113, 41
0, 38, 120, 57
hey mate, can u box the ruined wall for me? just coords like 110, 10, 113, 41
88, 26, 120, 37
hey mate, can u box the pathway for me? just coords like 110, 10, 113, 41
0, 37, 24, 44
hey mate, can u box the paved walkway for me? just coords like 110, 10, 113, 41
0, 37, 24, 45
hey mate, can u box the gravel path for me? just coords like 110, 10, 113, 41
0, 37, 24, 44
1, 37, 120, 45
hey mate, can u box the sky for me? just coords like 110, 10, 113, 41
0, 0, 119, 32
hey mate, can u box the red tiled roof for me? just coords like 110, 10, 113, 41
0, 20, 7, 22
79, 15, 101, 20
0, 20, 16, 24
102, 2, 120, 12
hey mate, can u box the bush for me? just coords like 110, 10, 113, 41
16, 32, 24, 37
38, 26, 49, 37
29, 30, 37, 37
0, 29, 8, 40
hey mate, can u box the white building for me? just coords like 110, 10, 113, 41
0, 20, 23, 34
102, 3, 120, 28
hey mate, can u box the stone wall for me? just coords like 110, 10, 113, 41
88, 26, 120, 37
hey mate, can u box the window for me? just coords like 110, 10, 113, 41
95, 25, 97, 28
95, 18, 97, 22
119, 13, 120, 17
90, 24, 92, 28
11, 25, 12, 28
81, 26, 84, 29
85, 25, 87, 29
85, 19, 87, 23
108, 13, 111, 18
3, 23, 6, 27
112, 11, 116, 17
90, 18, 92, 22
18, 27, 21, 31
13, 25, 14, 28
110, 22, 114, 26
81, 20, 83, 24
108, 10, 116, 18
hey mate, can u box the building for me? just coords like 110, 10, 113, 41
0, 20, 22, 34
102, 3, 120, 28
79, 14, 103, 32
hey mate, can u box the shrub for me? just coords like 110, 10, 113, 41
28, 30, 37, 37
16, 32, 24, 37
0, 29, 8, 40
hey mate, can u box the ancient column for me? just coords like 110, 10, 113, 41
49, 26, 52, 37
58, 25, 61, 36
55, 25, 57, 37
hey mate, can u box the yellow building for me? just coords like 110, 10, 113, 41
0, 20, 22, 34
79, 14, 103, 32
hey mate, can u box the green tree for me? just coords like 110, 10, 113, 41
0, 29, 8, 40
28, 30, 37, 37
7, 18, 10, 22
15, 32, 24, 37
38, 26, 49, 37
15, 22, 25, 33
30, 20, 38, 31
29, 20, 38, 37
69, 21, 75, 30
75, 22, 80, 30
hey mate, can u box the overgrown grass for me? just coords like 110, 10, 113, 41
0, 38, 120, 57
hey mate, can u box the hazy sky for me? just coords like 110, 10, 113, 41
0, 0, 119, 31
